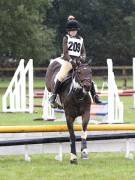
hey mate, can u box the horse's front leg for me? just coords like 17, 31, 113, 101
81, 109, 90, 160
66, 115, 78, 164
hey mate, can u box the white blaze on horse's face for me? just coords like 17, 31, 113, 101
83, 87, 87, 94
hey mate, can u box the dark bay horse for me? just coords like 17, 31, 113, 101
45, 58, 92, 164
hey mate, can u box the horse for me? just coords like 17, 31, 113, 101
45, 57, 92, 164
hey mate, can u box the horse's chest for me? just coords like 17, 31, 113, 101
64, 95, 90, 117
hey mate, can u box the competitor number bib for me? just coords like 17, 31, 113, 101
67, 35, 83, 57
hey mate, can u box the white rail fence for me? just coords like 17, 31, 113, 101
107, 59, 123, 123
2, 59, 33, 113
42, 87, 55, 120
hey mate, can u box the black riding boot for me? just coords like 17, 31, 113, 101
49, 80, 61, 108
90, 81, 102, 104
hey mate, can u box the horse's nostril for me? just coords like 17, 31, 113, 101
84, 85, 90, 91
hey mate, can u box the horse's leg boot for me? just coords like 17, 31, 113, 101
81, 139, 88, 160
90, 81, 102, 104
49, 80, 61, 108
81, 149, 88, 160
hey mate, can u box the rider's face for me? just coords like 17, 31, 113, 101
68, 30, 77, 37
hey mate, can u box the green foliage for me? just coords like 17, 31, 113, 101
1, 0, 135, 66
126, 0, 135, 58
48, 0, 135, 65
0, 0, 56, 66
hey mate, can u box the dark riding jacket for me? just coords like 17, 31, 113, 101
62, 34, 86, 63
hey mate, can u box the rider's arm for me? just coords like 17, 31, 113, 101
63, 36, 71, 61
80, 42, 86, 63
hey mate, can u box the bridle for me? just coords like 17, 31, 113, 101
73, 64, 91, 88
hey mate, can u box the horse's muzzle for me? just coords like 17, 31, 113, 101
84, 84, 91, 92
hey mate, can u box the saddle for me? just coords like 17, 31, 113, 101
61, 69, 73, 85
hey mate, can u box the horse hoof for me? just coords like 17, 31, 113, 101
81, 150, 89, 160
70, 159, 78, 165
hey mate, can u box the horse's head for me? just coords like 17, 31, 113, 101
74, 63, 92, 92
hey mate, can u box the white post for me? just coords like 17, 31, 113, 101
21, 59, 26, 112
107, 58, 123, 123
29, 59, 34, 113
42, 87, 55, 120
24, 145, 31, 162
55, 144, 63, 161
107, 59, 114, 123
24, 59, 33, 113
125, 139, 134, 160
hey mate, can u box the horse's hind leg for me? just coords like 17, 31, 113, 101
81, 111, 90, 160
66, 115, 78, 164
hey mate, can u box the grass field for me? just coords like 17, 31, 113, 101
0, 78, 135, 179
0, 153, 135, 180
0, 78, 135, 124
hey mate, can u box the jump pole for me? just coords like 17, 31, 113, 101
0, 124, 135, 133
0, 133, 135, 146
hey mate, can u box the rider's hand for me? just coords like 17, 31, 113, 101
79, 56, 86, 63
69, 59, 77, 68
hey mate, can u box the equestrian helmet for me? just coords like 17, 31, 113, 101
66, 20, 79, 31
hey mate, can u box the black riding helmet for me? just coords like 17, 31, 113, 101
66, 20, 80, 31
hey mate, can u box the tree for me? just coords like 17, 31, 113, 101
47, 0, 134, 65
0, 0, 56, 66
126, 0, 135, 60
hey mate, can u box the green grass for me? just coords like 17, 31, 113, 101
0, 76, 133, 89
121, 96, 135, 123
0, 78, 45, 89
0, 153, 135, 180
0, 94, 66, 126
1, 93, 135, 125
0, 77, 135, 125
1, 78, 135, 179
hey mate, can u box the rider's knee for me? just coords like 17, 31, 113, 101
64, 60, 73, 69
57, 74, 64, 81
57, 61, 72, 81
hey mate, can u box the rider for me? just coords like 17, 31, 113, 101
49, 19, 102, 107
67, 15, 102, 104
